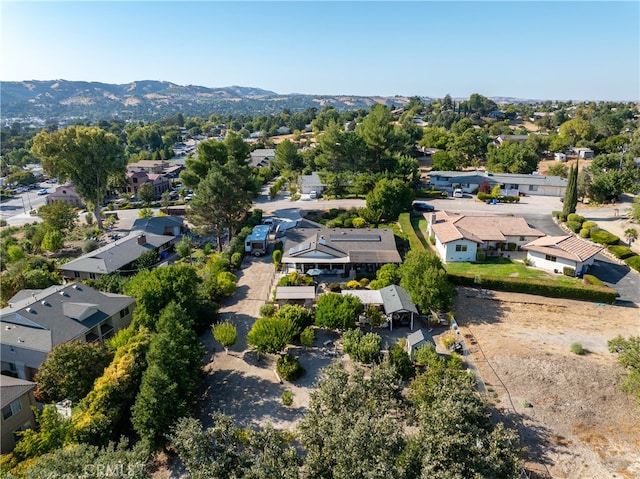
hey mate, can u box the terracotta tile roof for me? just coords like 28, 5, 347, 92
522, 235, 603, 262
431, 214, 544, 245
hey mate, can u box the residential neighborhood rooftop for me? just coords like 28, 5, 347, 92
522, 235, 604, 263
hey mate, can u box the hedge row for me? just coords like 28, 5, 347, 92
626, 255, 640, 272
607, 245, 635, 260
448, 272, 618, 304
415, 189, 448, 199
398, 213, 425, 251
477, 192, 521, 203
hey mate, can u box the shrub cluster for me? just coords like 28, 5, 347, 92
342, 329, 382, 364
625, 255, 640, 272
477, 192, 520, 203
448, 272, 617, 303
415, 189, 448, 199
277, 354, 305, 381
607, 245, 635, 259
590, 229, 620, 246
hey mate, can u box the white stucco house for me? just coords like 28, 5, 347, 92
427, 171, 568, 197
521, 235, 603, 276
427, 212, 545, 263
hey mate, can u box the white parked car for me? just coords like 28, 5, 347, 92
453, 188, 463, 198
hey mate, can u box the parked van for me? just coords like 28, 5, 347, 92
453, 188, 463, 198
309, 191, 318, 199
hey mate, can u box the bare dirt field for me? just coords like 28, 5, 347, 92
453, 287, 640, 479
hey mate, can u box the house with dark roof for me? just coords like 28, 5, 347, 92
1, 376, 37, 453
58, 231, 175, 280
126, 160, 182, 198
521, 235, 603, 276
249, 148, 276, 169
0, 283, 135, 381
342, 284, 419, 330
281, 225, 401, 277
427, 212, 544, 263
131, 216, 185, 237
428, 170, 568, 197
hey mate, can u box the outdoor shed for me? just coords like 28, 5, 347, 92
406, 329, 436, 360
275, 286, 316, 307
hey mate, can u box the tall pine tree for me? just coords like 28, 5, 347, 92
562, 162, 578, 218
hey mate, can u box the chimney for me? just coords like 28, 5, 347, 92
137, 234, 146, 245
430, 213, 437, 224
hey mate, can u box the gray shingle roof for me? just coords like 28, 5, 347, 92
379, 285, 418, 315
1, 376, 36, 407
1, 283, 134, 350
131, 216, 184, 236
58, 231, 173, 275
283, 228, 401, 265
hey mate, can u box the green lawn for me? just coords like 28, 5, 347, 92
444, 257, 582, 285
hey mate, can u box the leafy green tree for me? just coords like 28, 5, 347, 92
135, 250, 159, 271
274, 304, 314, 335
297, 361, 406, 478
485, 142, 539, 174
131, 303, 203, 449
137, 182, 156, 205
608, 335, 640, 404
175, 235, 192, 263
41, 230, 64, 252
366, 178, 414, 221
170, 413, 301, 479
388, 343, 414, 380
12, 404, 74, 461
369, 263, 401, 289
399, 249, 456, 313
562, 163, 579, 217
7, 169, 36, 186
15, 439, 149, 479
216, 271, 237, 296
31, 125, 126, 229
357, 104, 396, 171
342, 329, 382, 364
300, 326, 315, 347
37, 201, 78, 233
315, 293, 363, 330
273, 139, 302, 172
212, 321, 238, 353
124, 265, 202, 330
188, 158, 259, 244
431, 150, 457, 171
247, 316, 297, 355
34, 341, 112, 403
547, 163, 568, 178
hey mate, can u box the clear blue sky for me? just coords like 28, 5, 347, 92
2, 1, 638, 101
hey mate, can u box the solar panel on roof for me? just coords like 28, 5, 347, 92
329, 234, 380, 242
288, 242, 311, 254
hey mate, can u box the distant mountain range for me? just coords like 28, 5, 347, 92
0, 80, 424, 122
0, 80, 545, 123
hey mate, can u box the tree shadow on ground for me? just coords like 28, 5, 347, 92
453, 287, 509, 326
497, 409, 558, 478
197, 370, 306, 430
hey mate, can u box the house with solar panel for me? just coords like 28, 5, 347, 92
280, 221, 402, 277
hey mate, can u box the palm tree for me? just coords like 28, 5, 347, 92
624, 228, 638, 246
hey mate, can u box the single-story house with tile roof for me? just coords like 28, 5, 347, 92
298, 172, 326, 195
274, 286, 316, 307
342, 284, 418, 330
250, 148, 276, 168
0, 283, 135, 381
1, 376, 37, 453
427, 170, 568, 197
58, 231, 175, 280
521, 235, 603, 276
406, 329, 436, 360
281, 223, 402, 277
427, 212, 545, 263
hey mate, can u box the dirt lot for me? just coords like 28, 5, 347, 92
453, 287, 640, 479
